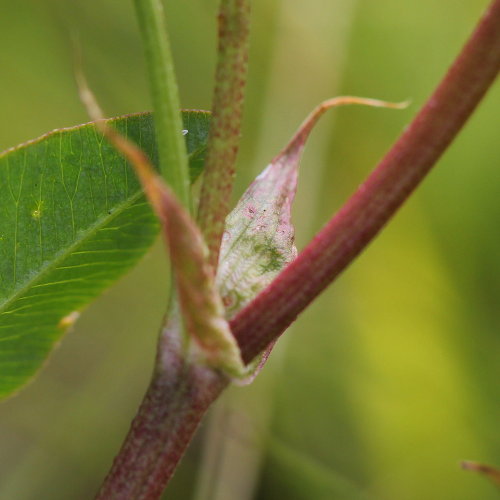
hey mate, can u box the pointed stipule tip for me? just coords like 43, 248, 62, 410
390, 99, 411, 110
278, 96, 410, 160
461, 460, 500, 482
320, 96, 411, 111
75, 67, 106, 125
461, 460, 479, 471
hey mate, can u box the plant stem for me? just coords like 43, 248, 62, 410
97, 2, 500, 497
95, 368, 227, 500
197, 0, 251, 269
231, 0, 500, 364
134, 0, 191, 210
96, 312, 229, 500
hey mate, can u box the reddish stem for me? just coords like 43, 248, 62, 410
231, 0, 500, 364
96, 315, 228, 500
97, 2, 500, 497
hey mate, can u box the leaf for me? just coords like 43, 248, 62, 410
0, 110, 210, 399
213, 109, 305, 382
214, 137, 303, 381
216, 147, 299, 320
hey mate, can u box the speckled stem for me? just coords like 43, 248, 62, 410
96, 310, 229, 500
197, 0, 251, 269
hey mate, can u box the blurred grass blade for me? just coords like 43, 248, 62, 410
266, 438, 376, 500
0, 111, 210, 399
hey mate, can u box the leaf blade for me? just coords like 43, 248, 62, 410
0, 110, 210, 399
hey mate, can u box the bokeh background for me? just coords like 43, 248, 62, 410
0, 0, 499, 498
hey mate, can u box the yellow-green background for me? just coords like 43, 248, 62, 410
0, 1, 499, 499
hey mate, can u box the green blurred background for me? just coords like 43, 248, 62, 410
0, 0, 499, 498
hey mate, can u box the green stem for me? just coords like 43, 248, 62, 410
133, 0, 191, 210
197, 0, 251, 268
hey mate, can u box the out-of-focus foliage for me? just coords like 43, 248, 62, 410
0, 1, 498, 499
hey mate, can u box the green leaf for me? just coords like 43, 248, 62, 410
0, 110, 210, 399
